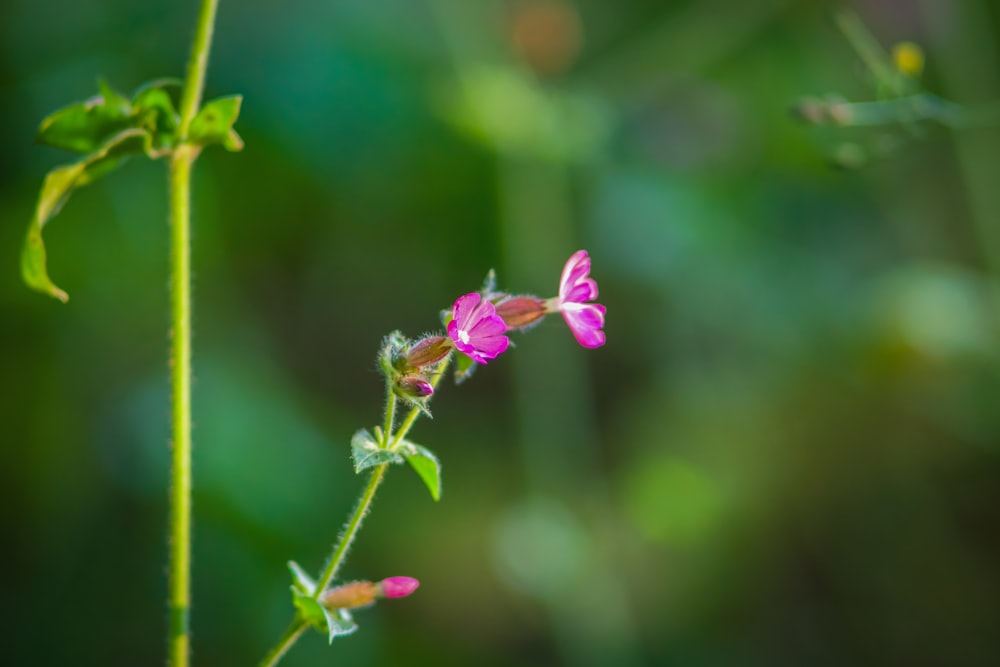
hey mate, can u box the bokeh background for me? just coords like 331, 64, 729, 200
3, 0, 1000, 665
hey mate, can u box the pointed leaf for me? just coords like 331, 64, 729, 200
351, 429, 403, 473
320, 607, 358, 643
22, 128, 151, 301
132, 85, 179, 151
287, 561, 317, 596
188, 95, 244, 151
399, 441, 442, 502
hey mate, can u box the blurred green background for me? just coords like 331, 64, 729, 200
3, 0, 1000, 665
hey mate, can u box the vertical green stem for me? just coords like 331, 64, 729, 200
168, 1, 220, 666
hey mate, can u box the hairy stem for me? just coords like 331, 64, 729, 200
258, 620, 309, 667
167, 1, 219, 666
259, 353, 454, 666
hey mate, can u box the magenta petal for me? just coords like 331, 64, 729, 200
447, 291, 511, 363
559, 250, 591, 302
561, 303, 606, 348
564, 277, 599, 304
452, 292, 482, 327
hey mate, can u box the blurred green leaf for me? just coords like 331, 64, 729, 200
287, 560, 317, 596
188, 95, 244, 151
351, 429, 404, 472
453, 353, 477, 384
399, 441, 441, 502
22, 128, 153, 301
37, 94, 132, 154
132, 84, 180, 152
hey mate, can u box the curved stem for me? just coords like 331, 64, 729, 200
167, 2, 220, 666
258, 620, 309, 667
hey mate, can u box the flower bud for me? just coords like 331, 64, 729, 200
404, 336, 451, 369
495, 296, 547, 330
377, 576, 420, 599
320, 581, 378, 610
395, 374, 434, 399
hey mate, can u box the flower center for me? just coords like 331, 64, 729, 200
458, 329, 471, 345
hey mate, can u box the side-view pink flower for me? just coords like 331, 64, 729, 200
547, 250, 606, 348
447, 292, 510, 363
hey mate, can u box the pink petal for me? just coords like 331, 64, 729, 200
379, 576, 420, 599
561, 303, 606, 348
452, 293, 482, 328
559, 250, 592, 302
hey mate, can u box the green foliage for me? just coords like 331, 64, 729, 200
188, 96, 244, 151
351, 429, 405, 472
290, 588, 358, 643
400, 442, 442, 502
453, 353, 477, 384
22, 80, 242, 302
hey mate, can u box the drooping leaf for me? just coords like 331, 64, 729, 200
188, 95, 244, 151
351, 429, 404, 473
22, 128, 152, 301
399, 441, 442, 502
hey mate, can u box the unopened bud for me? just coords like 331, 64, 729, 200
495, 296, 547, 330
396, 374, 434, 399
377, 576, 420, 599
320, 581, 378, 610
404, 336, 451, 369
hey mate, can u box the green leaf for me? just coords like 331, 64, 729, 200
287, 561, 317, 596
132, 84, 179, 151
399, 441, 442, 502
351, 429, 404, 473
188, 95, 244, 151
290, 588, 358, 643
37, 95, 132, 154
454, 353, 478, 385
22, 128, 152, 301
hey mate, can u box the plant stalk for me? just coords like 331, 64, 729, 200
167, 1, 220, 666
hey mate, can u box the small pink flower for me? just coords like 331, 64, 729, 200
548, 250, 606, 348
447, 293, 510, 363
378, 576, 420, 599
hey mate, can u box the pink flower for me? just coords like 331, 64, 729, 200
447, 293, 510, 363
378, 576, 420, 599
548, 250, 606, 348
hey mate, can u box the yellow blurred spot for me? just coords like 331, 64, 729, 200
893, 42, 924, 78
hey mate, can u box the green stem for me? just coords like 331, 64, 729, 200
313, 463, 390, 596
167, 2, 220, 666
257, 620, 309, 667
382, 387, 397, 447
259, 353, 455, 666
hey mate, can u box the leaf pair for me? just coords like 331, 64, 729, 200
22, 79, 244, 302
351, 429, 442, 502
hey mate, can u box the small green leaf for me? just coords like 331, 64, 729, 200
188, 95, 244, 151
287, 561, 317, 596
351, 429, 404, 473
22, 128, 152, 301
399, 441, 442, 502
320, 608, 358, 643
454, 353, 478, 385
290, 588, 358, 643
480, 268, 498, 298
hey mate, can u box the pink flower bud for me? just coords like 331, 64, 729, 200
404, 336, 451, 369
495, 295, 547, 330
320, 581, 378, 610
396, 374, 434, 399
377, 576, 420, 599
